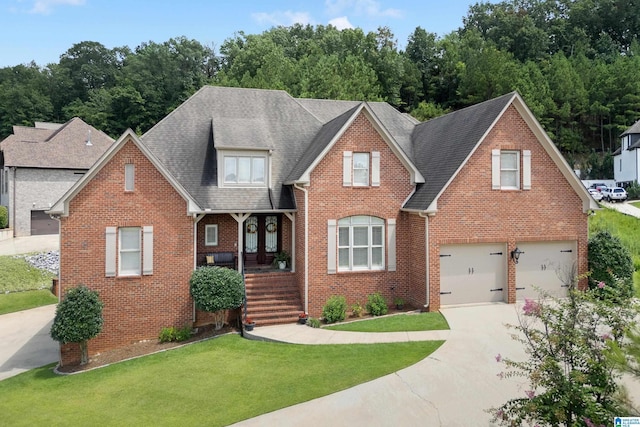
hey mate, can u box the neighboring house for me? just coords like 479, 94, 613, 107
49, 86, 597, 365
613, 119, 640, 187
0, 119, 114, 236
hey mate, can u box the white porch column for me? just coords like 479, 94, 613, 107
230, 213, 251, 272
284, 212, 295, 273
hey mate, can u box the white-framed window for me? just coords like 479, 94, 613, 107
491, 149, 531, 190
352, 153, 370, 186
337, 216, 384, 271
205, 224, 218, 246
500, 151, 520, 189
223, 155, 266, 186
125, 163, 134, 191
343, 151, 380, 187
119, 227, 141, 276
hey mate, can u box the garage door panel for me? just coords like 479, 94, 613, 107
516, 241, 576, 300
30, 210, 59, 235
440, 244, 506, 305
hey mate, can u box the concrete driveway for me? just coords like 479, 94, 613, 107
234, 303, 531, 426
0, 304, 58, 381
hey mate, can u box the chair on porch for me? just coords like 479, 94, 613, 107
205, 252, 237, 270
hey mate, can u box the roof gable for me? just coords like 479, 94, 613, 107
621, 119, 640, 137
287, 103, 424, 185
49, 129, 200, 216
404, 92, 597, 213
1, 118, 114, 169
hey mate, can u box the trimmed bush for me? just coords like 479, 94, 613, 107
366, 292, 388, 316
50, 285, 104, 365
322, 295, 347, 323
588, 230, 634, 299
351, 302, 364, 318
189, 266, 244, 329
307, 317, 321, 328
0, 206, 7, 229
159, 325, 193, 343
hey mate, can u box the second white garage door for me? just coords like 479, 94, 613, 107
440, 243, 507, 305
515, 241, 577, 300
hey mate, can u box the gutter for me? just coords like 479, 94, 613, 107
293, 183, 309, 314
418, 211, 434, 310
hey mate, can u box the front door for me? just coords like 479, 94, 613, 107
244, 215, 280, 265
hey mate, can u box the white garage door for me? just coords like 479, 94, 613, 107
515, 241, 577, 300
440, 244, 507, 305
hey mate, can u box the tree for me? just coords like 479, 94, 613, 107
588, 230, 634, 299
50, 285, 104, 365
489, 286, 637, 426
189, 266, 244, 330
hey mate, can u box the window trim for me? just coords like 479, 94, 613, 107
118, 227, 141, 276
205, 224, 218, 246
124, 163, 134, 192
500, 150, 520, 190
352, 152, 370, 187
220, 151, 268, 187
337, 216, 385, 272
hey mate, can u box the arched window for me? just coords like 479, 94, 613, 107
337, 216, 384, 271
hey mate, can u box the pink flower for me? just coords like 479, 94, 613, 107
597, 281, 605, 289
525, 390, 535, 399
601, 333, 612, 341
495, 353, 502, 362
522, 298, 540, 316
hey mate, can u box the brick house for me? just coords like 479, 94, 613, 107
0, 118, 114, 236
49, 86, 597, 365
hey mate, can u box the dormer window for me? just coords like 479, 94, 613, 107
220, 151, 268, 187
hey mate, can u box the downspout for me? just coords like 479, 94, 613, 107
11, 167, 16, 238
192, 213, 205, 323
419, 211, 430, 310
293, 183, 309, 314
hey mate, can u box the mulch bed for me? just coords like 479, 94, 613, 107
56, 325, 238, 374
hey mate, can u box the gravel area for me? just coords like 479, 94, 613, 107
21, 251, 59, 274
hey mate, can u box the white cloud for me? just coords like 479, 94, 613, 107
28, 0, 85, 15
251, 10, 313, 27
328, 16, 353, 30
325, 0, 402, 19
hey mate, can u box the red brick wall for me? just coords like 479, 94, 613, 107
302, 112, 415, 316
426, 105, 589, 310
58, 139, 194, 365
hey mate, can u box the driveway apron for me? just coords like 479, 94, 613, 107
234, 303, 531, 426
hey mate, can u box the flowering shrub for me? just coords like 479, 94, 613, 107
588, 230, 634, 300
489, 285, 638, 426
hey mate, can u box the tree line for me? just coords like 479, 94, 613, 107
1, 0, 639, 177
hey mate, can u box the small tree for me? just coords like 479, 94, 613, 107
0, 205, 8, 229
489, 285, 637, 426
588, 230, 634, 299
50, 285, 104, 365
189, 266, 244, 329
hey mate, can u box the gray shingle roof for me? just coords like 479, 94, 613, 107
621, 119, 640, 137
1, 118, 114, 169
404, 92, 515, 211
139, 85, 519, 213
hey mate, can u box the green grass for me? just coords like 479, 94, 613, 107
631, 201, 640, 209
325, 312, 450, 332
589, 206, 640, 295
0, 254, 56, 293
0, 334, 443, 426
0, 289, 57, 315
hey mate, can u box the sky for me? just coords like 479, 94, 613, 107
0, 0, 492, 68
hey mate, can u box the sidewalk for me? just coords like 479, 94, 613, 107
243, 320, 450, 344
601, 200, 640, 219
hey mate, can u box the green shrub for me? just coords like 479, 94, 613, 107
189, 266, 244, 312
588, 230, 634, 300
351, 302, 364, 317
0, 206, 7, 229
159, 325, 193, 343
322, 295, 347, 323
366, 292, 388, 316
50, 285, 104, 365
307, 317, 321, 328
626, 182, 640, 199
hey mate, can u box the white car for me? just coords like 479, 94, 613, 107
601, 187, 628, 202
588, 188, 603, 201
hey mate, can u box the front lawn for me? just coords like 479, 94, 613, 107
0, 334, 443, 426
0, 289, 57, 315
325, 312, 449, 332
